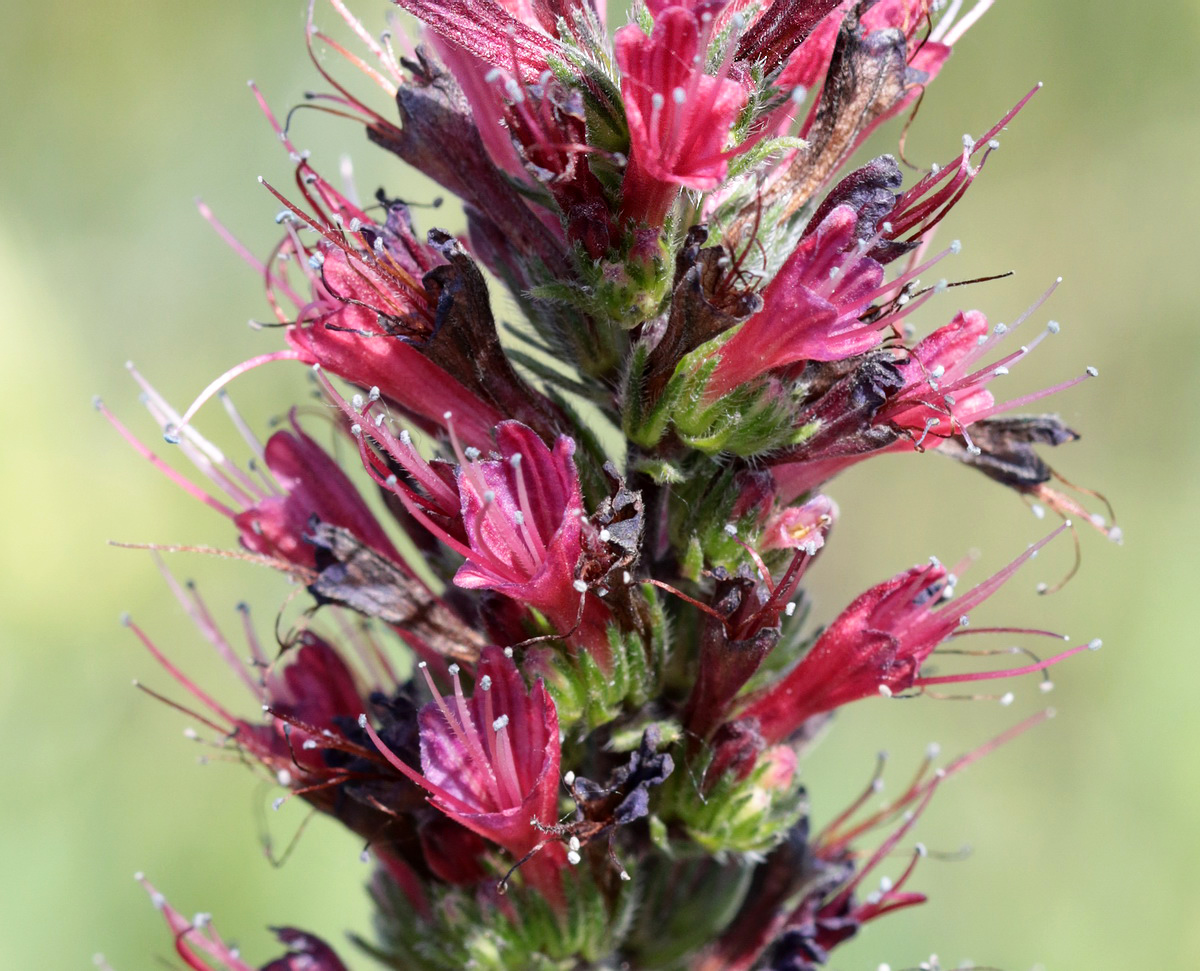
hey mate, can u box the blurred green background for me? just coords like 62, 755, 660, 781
3, 1, 1198, 967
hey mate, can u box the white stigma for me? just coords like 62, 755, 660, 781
878, 684, 893, 697
479, 675, 492, 691
492, 714, 509, 731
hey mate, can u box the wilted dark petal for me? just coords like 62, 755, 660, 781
736, 0, 844, 74
805, 155, 912, 263
367, 52, 571, 280
771, 355, 905, 501
306, 521, 485, 666
233, 420, 402, 570
936, 415, 1079, 491
646, 230, 763, 401
755, 14, 912, 224
261, 928, 350, 971
571, 726, 675, 826
420, 231, 567, 444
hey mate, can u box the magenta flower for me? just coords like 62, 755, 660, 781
446, 422, 614, 666
279, 209, 504, 449
359, 646, 567, 903
394, 0, 564, 85
759, 494, 837, 555
769, 281, 1096, 504
708, 206, 894, 396
235, 418, 405, 570
98, 372, 410, 574
451, 425, 585, 605
736, 529, 1096, 743
323, 389, 615, 664
615, 6, 752, 225
126, 599, 375, 814
698, 709, 1056, 971
137, 876, 348, 971
878, 304, 1091, 455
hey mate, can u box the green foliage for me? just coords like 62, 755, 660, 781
623, 857, 756, 968
624, 334, 800, 456
668, 753, 807, 855
539, 586, 667, 735
365, 871, 616, 971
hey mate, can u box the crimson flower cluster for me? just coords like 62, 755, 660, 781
102, 0, 1112, 968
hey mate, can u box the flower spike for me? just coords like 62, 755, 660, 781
110, 0, 1109, 966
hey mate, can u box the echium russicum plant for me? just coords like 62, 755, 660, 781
99, 0, 1120, 967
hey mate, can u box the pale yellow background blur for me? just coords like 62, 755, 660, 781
2, 1, 1198, 967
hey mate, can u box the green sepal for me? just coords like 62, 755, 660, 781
541, 588, 666, 734
630, 455, 687, 485
681, 534, 705, 583
666, 753, 807, 855
607, 716, 683, 754
363, 866, 618, 970
662, 341, 799, 457
622, 339, 684, 448
724, 135, 806, 182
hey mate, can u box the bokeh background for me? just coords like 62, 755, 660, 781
3, 1, 1198, 967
